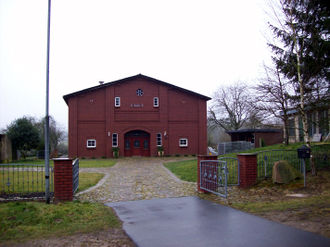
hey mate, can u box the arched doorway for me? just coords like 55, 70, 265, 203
124, 130, 150, 157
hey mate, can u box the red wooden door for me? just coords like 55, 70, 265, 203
124, 131, 150, 157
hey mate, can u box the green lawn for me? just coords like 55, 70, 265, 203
9, 158, 117, 168
79, 159, 117, 168
164, 159, 197, 182
1, 171, 104, 194
0, 201, 121, 243
78, 172, 104, 192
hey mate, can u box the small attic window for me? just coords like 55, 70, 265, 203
136, 89, 144, 96
153, 97, 159, 107
115, 97, 120, 107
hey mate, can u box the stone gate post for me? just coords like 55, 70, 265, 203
53, 158, 74, 202
237, 153, 257, 188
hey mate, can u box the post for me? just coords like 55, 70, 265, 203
303, 159, 306, 187
237, 153, 257, 188
53, 158, 74, 202
197, 155, 218, 193
44, 0, 52, 204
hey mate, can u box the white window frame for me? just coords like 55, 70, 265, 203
87, 139, 96, 148
112, 133, 118, 147
115, 97, 120, 107
156, 133, 162, 146
153, 97, 159, 107
179, 138, 188, 147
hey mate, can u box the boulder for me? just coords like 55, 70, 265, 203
272, 160, 301, 184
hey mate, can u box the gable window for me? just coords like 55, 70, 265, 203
153, 97, 159, 107
87, 139, 96, 148
115, 97, 120, 107
156, 133, 162, 146
136, 88, 144, 96
179, 138, 188, 147
112, 133, 118, 147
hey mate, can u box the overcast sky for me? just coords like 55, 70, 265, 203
0, 0, 272, 131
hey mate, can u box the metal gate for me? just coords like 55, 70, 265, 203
200, 160, 228, 198
72, 158, 79, 194
200, 158, 239, 198
0, 163, 54, 200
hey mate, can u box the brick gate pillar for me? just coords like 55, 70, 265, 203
237, 153, 257, 188
197, 155, 218, 193
53, 158, 73, 202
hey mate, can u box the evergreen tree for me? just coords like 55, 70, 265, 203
268, 0, 330, 143
6, 117, 40, 159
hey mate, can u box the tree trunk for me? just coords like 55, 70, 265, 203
283, 119, 289, 145
295, 33, 315, 175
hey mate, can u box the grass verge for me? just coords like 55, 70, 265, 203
78, 172, 104, 193
0, 201, 121, 244
164, 159, 197, 182
231, 195, 330, 214
79, 159, 117, 168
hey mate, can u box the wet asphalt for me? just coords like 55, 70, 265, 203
106, 196, 330, 247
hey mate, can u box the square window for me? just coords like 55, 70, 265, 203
179, 138, 188, 147
153, 97, 159, 107
156, 133, 162, 146
115, 97, 120, 107
112, 133, 118, 147
87, 139, 96, 148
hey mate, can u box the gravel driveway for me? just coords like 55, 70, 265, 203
76, 157, 196, 203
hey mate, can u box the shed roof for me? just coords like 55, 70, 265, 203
63, 74, 211, 104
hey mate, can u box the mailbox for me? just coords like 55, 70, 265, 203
297, 145, 311, 159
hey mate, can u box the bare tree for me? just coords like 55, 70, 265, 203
255, 63, 293, 145
209, 83, 260, 131
36, 116, 66, 155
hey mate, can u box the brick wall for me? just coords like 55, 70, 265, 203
255, 131, 283, 148
237, 153, 257, 188
67, 76, 209, 158
54, 158, 73, 202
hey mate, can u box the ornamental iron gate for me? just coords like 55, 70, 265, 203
200, 160, 228, 198
200, 158, 239, 198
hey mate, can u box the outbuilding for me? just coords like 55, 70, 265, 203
63, 74, 211, 158
226, 128, 283, 148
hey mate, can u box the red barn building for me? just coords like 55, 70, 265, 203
63, 74, 211, 158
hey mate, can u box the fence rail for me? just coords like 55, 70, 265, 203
257, 150, 299, 180
0, 164, 54, 198
218, 157, 239, 185
257, 145, 330, 181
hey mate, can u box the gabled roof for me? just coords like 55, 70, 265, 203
63, 74, 211, 104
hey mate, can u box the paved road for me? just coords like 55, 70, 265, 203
76, 158, 195, 203
107, 196, 330, 247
